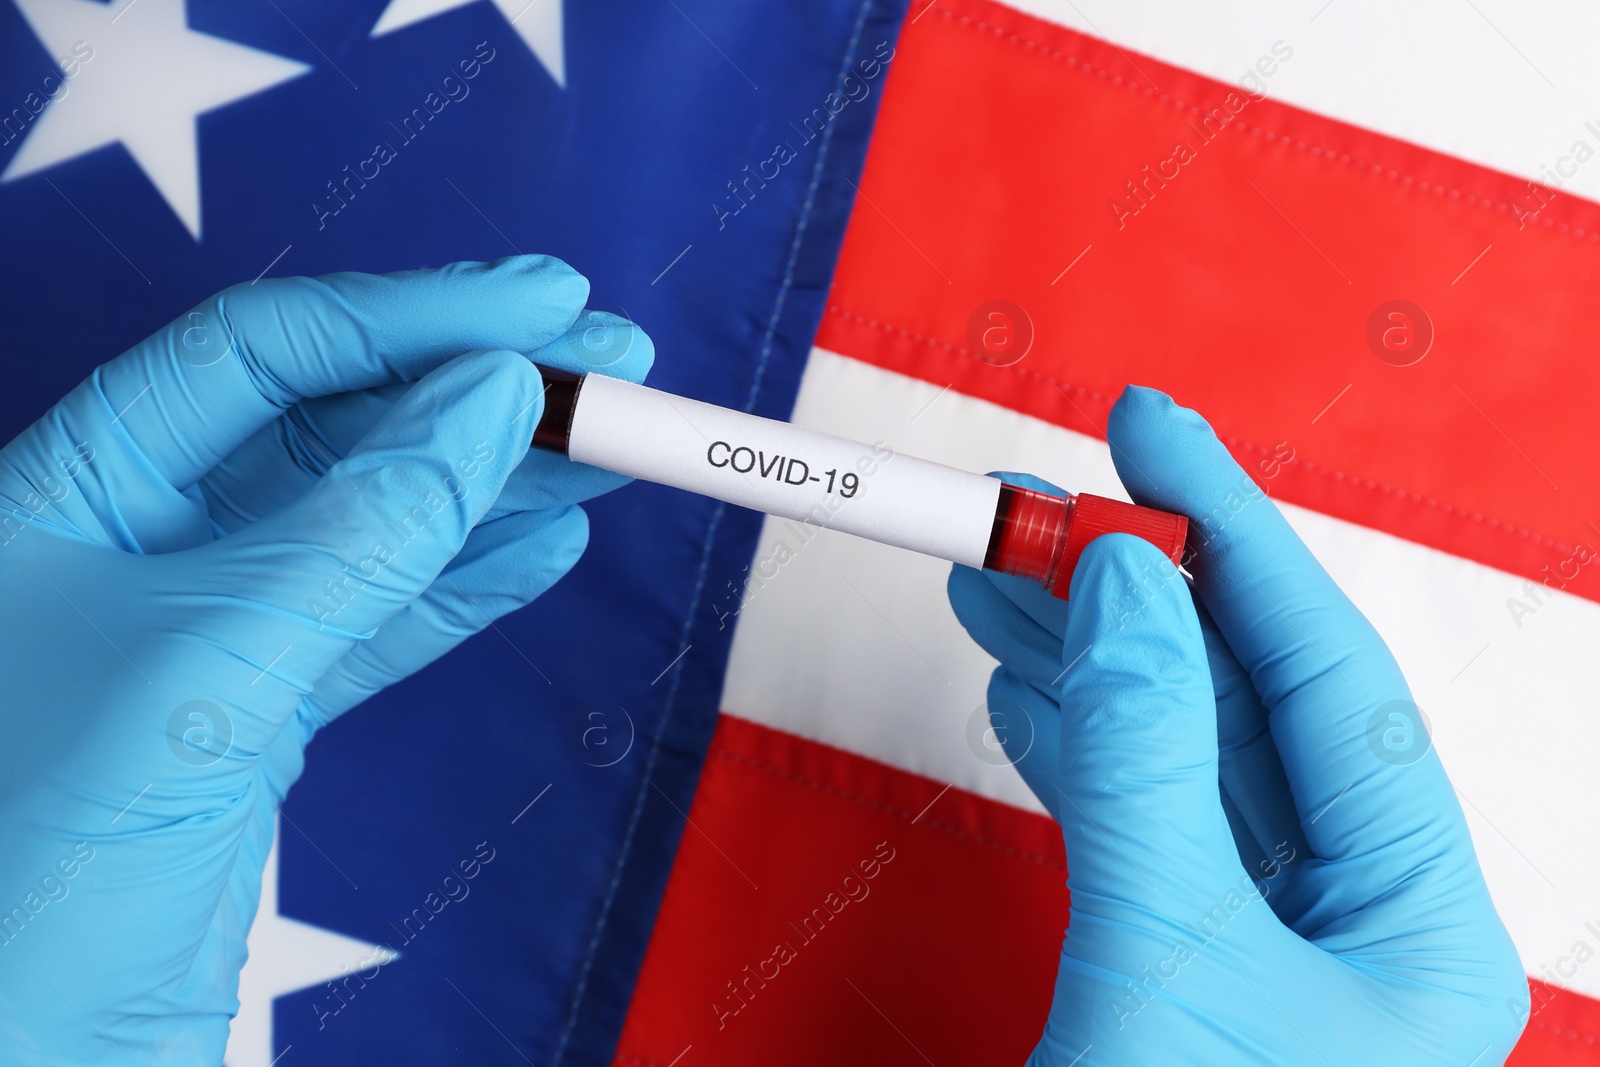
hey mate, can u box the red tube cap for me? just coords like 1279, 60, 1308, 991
986, 486, 1189, 600
1050, 493, 1188, 599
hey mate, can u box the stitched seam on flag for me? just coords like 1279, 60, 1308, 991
710, 745, 1066, 870
823, 305, 1584, 559
739, 6, 873, 410
1529, 1017, 1600, 1044
551, 513, 729, 1067
551, 3, 882, 1061
929, 7, 1600, 239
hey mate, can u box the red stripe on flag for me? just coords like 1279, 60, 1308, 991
615, 718, 1600, 1063
615, 714, 1066, 1066
816, 0, 1600, 602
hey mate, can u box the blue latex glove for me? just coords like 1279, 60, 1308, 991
0, 256, 653, 1065
948, 387, 1527, 1064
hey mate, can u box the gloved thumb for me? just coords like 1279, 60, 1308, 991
1054, 533, 1241, 919
201, 348, 543, 678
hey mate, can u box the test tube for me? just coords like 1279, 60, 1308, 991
530, 367, 1187, 599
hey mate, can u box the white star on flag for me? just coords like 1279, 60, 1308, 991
3, 0, 310, 239
226, 816, 400, 1067
371, 0, 565, 86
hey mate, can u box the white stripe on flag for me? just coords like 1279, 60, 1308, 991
988, 0, 1598, 204
722, 348, 1600, 1000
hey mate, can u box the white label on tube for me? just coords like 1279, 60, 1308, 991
566, 375, 1003, 569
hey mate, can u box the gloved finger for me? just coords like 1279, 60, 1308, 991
541, 307, 656, 381
1054, 534, 1242, 917
1200, 597, 1309, 886
1219, 782, 1271, 878
948, 564, 1067, 686
197, 387, 401, 533
1105, 386, 1469, 900
982, 566, 1073, 639
949, 562, 1067, 819
1040, 535, 1288, 1051
947, 470, 1075, 681
200, 312, 657, 532
966, 550, 1311, 893
198, 349, 543, 700
24, 256, 587, 508
980, 470, 1307, 877
305, 506, 587, 723
986, 665, 1062, 821
483, 311, 656, 515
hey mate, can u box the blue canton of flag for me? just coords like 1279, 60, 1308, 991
0, 0, 904, 1062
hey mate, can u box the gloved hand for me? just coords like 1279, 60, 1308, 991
949, 387, 1528, 1065
0, 256, 653, 1065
